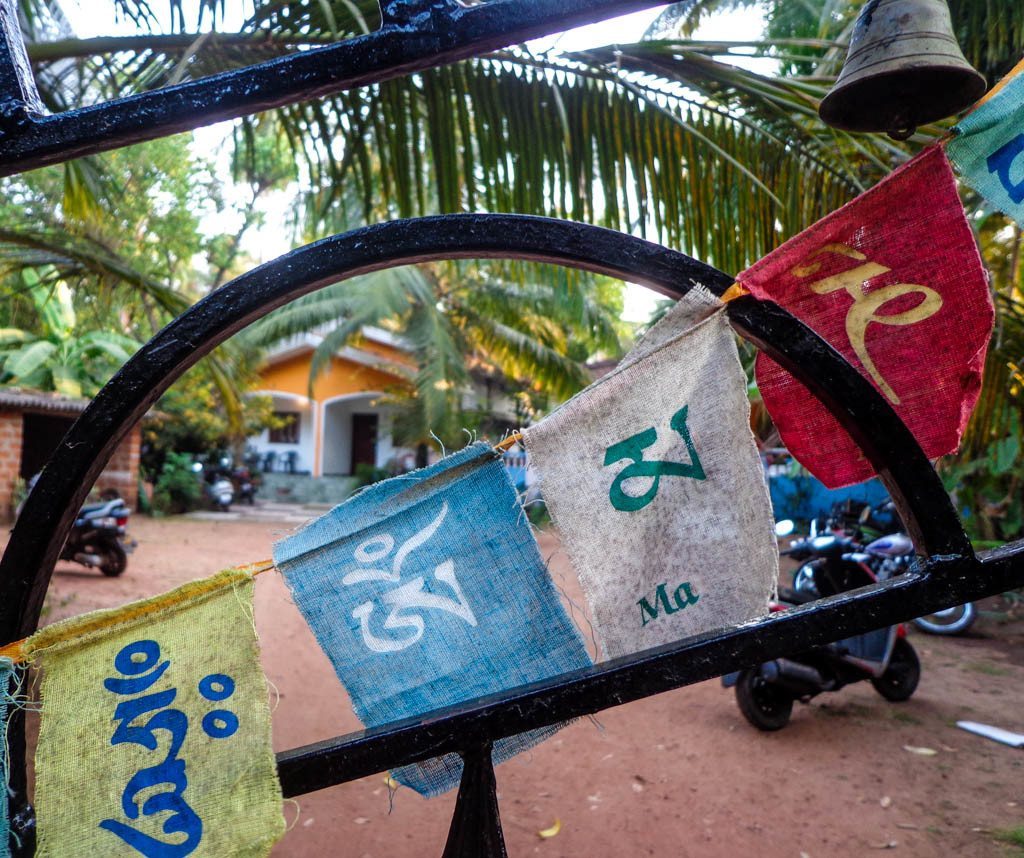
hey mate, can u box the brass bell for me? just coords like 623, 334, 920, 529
818, 0, 987, 140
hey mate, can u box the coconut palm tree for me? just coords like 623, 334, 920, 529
243, 261, 624, 448
11, 0, 1024, 523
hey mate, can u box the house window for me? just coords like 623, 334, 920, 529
269, 412, 300, 444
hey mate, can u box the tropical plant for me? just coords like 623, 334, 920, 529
0, 267, 140, 397
17, 0, 886, 275
140, 362, 282, 480
244, 262, 624, 449
12, 0, 1024, 537
0, 127, 287, 453
151, 450, 202, 515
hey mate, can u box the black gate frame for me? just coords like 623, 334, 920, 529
1, 2, 1023, 855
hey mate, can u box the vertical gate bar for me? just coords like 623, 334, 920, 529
441, 744, 508, 858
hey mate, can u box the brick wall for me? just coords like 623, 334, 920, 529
0, 411, 140, 520
0, 411, 23, 521
98, 426, 141, 510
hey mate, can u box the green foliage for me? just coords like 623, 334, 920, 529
352, 462, 391, 489
151, 451, 202, 515
992, 824, 1024, 852
0, 267, 140, 396
940, 412, 1023, 543
0, 136, 214, 321
245, 261, 623, 448
142, 362, 281, 479
11, 0, 1024, 516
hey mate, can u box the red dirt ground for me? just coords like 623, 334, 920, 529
16, 516, 1024, 857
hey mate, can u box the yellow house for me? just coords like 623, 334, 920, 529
249, 328, 415, 477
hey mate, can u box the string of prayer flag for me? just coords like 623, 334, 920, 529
27, 569, 284, 858
738, 145, 994, 488
0, 657, 12, 858
273, 442, 592, 797
947, 60, 1024, 229
523, 289, 779, 660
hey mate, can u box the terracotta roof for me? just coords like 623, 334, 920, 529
0, 388, 91, 414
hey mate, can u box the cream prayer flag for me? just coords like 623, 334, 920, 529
26, 569, 284, 858
524, 288, 778, 660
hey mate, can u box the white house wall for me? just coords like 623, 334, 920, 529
321, 393, 402, 476
249, 392, 316, 475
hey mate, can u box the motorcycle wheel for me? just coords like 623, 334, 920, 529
871, 637, 920, 702
99, 543, 128, 577
912, 603, 976, 636
735, 669, 794, 731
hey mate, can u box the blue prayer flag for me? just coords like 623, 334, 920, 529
948, 63, 1024, 228
274, 442, 591, 796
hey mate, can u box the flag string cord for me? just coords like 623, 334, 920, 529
0, 558, 276, 666
0, 435, 540, 666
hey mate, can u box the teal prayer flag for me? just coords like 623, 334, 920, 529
1, 657, 13, 858
274, 443, 592, 797
948, 65, 1024, 227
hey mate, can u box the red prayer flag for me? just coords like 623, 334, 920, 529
738, 146, 993, 488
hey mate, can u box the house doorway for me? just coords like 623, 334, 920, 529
351, 413, 378, 473
320, 393, 396, 476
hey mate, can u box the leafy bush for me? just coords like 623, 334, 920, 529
151, 452, 201, 515
353, 462, 391, 489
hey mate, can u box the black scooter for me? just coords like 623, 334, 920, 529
61, 496, 134, 576
722, 521, 920, 731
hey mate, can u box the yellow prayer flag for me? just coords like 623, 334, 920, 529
27, 569, 284, 857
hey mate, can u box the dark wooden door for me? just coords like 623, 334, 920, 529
350, 413, 378, 473
20, 414, 76, 480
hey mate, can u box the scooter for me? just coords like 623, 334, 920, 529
192, 458, 234, 511
723, 521, 920, 731
61, 496, 134, 576
805, 500, 977, 636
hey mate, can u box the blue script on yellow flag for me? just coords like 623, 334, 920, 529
274, 442, 591, 796
948, 64, 1024, 227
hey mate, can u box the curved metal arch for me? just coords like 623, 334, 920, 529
0, 213, 967, 646
0, 213, 978, 850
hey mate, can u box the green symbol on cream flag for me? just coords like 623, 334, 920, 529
603, 405, 706, 512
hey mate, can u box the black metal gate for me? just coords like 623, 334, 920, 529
2, 2, 1022, 855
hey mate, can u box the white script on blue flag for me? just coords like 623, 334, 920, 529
341, 501, 478, 652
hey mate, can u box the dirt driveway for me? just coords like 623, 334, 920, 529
18, 515, 1024, 857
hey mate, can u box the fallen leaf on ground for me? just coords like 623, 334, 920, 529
903, 745, 938, 756
538, 819, 562, 839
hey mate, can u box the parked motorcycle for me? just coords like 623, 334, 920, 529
17, 478, 134, 576
232, 465, 257, 505
192, 458, 235, 511
801, 500, 977, 636
723, 521, 920, 731
62, 496, 134, 576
